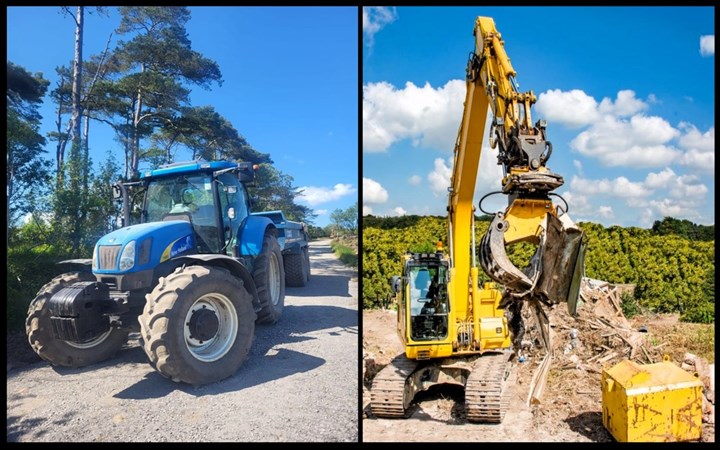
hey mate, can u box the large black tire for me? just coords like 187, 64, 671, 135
304, 246, 311, 282
25, 272, 129, 368
252, 234, 286, 324
284, 251, 307, 287
139, 265, 256, 385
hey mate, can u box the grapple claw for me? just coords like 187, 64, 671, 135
480, 211, 585, 314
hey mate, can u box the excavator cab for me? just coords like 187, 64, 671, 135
408, 263, 449, 341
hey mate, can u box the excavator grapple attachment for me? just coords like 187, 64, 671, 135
480, 211, 585, 314
535, 213, 585, 314
479, 212, 538, 293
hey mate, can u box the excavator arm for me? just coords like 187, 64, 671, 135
449, 17, 586, 316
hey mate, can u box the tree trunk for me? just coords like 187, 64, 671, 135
55, 75, 67, 181
131, 63, 144, 177
70, 6, 83, 148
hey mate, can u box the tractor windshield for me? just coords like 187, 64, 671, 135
144, 173, 220, 253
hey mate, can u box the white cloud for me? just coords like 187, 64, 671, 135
597, 206, 614, 218
363, 79, 466, 152
362, 205, 373, 216
677, 124, 714, 172
428, 157, 452, 197
408, 175, 422, 186
391, 206, 407, 216
570, 114, 679, 168
598, 90, 648, 117
700, 35, 714, 56
568, 168, 708, 223
649, 198, 702, 221
535, 89, 600, 128
363, 7, 397, 49
570, 175, 652, 199
363, 177, 389, 204
573, 160, 583, 175
645, 168, 676, 189
315, 209, 327, 216
537, 89, 647, 128
296, 184, 356, 206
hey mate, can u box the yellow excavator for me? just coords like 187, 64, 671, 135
369, 16, 586, 422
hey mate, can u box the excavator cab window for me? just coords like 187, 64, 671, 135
408, 264, 449, 341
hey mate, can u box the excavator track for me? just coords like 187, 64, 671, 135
369, 354, 418, 418
465, 351, 513, 423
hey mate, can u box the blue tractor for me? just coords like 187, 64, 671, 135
25, 160, 310, 385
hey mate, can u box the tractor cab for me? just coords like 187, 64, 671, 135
116, 161, 255, 256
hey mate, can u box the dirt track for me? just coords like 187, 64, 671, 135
7, 239, 359, 442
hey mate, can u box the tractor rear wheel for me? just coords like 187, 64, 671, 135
284, 251, 307, 287
139, 265, 256, 385
26, 272, 129, 368
304, 246, 311, 282
253, 233, 286, 324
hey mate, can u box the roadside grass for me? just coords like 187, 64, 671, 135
331, 240, 358, 268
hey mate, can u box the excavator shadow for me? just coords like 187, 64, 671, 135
406, 384, 467, 424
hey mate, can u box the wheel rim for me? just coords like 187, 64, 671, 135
65, 329, 112, 349
269, 251, 281, 306
184, 293, 238, 362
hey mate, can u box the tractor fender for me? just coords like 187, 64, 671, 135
171, 253, 262, 313
238, 215, 277, 256
281, 241, 306, 255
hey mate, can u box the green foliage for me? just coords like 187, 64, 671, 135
7, 220, 73, 329
652, 216, 714, 241
363, 216, 715, 323
331, 202, 358, 234
149, 105, 272, 165
307, 224, 330, 239
620, 291, 641, 319
6, 61, 52, 225
331, 241, 358, 268
249, 164, 316, 224
362, 216, 446, 310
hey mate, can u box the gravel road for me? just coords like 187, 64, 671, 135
7, 238, 359, 442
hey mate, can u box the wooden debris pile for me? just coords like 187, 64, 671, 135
681, 352, 715, 425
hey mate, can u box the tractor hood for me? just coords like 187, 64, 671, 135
93, 221, 195, 274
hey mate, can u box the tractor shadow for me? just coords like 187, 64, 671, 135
285, 273, 354, 298
112, 302, 357, 399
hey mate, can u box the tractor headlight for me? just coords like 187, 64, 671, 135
119, 240, 136, 271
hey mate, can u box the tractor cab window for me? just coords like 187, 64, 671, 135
408, 264, 449, 341
217, 173, 249, 255
144, 173, 220, 253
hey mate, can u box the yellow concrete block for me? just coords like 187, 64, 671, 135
602, 357, 703, 442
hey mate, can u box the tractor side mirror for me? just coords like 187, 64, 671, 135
391, 276, 401, 294
112, 184, 122, 200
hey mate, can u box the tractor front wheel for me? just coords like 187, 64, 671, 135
26, 272, 129, 368
139, 265, 256, 385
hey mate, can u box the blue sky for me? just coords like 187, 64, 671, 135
362, 6, 715, 228
7, 6, 359, 228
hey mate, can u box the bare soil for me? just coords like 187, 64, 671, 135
362, 303, 715, 443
